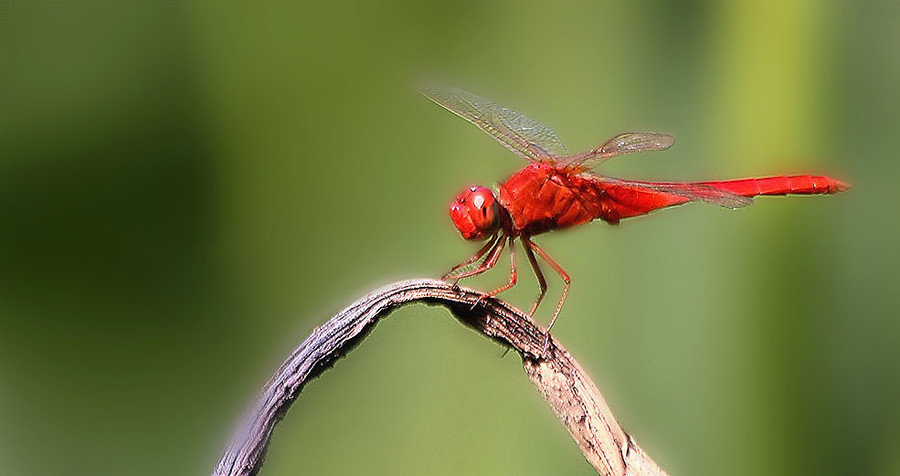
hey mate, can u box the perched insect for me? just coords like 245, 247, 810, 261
422, 85, 849, 332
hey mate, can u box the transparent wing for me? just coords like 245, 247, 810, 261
420, 85, 568, 161
602, 177, 754, 209
561, 133, 675, 167
597, 132, 675, 158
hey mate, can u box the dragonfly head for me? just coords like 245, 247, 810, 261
450, 186, 501, 240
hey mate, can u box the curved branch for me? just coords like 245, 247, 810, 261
211, 279, 666, 476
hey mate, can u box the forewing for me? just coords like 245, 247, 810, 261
603, 177, 753, 209
562, 132, 675, 167
420, 85, 568, 161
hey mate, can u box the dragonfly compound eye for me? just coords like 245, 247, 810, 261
449, 185, 500, 240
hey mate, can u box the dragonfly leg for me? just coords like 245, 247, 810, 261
442, 233, 500, 281
447, 234, 506, 281
468, 236, 518, 311
521, 236, 547, 317
528, 240, 570, 334
485, 236, 517, 297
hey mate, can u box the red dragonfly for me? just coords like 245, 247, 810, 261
422, 85, 848, 332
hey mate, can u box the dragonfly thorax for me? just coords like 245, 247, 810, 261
449, 186, 502, 240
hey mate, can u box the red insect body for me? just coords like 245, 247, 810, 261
499, 163, 606, 235
500, 164, 849, 231
422, 85, 849, 335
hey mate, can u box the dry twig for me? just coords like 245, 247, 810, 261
212, 279, 666, 476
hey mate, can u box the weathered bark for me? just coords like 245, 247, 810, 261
212, 279, 666, 476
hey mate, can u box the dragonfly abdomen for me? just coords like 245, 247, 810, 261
697, 175, 850, 197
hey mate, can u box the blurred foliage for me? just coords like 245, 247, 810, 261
0, 0, 898, 475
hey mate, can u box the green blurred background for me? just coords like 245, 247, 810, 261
1, 0, 898, 475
